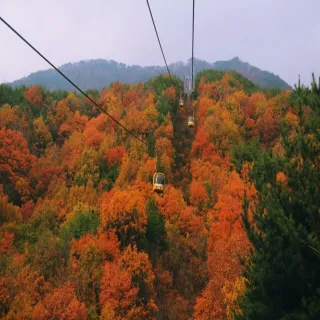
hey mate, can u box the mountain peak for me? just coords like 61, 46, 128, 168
9, 58, 291, 91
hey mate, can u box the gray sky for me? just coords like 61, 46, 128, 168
1, 0, 319, 86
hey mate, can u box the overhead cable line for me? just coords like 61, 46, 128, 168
145, 0, 180, 126
145, 0, 175, 86
191, 0, 195, 114
0, 16, 148, 146
191, 0, 195, 92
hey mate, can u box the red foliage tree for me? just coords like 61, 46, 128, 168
24, 86, 43, 108
257, 106, 281, 145
0, 232, 14, 255
21, 200, 35, 221
104, 146, 126, 167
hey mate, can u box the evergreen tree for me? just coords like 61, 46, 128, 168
146, 199, 168, 265
237, 75, 320, 319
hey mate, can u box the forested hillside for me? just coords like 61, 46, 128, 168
9, 57, 291, 91
0, 70, 319, 320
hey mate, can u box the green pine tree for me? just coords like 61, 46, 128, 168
146, 199, 168, 265
237, 75, 320, 320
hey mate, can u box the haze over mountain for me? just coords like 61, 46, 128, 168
9, 57, 291, 91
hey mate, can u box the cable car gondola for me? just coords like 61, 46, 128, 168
153, 148, 165, 194
179, 98, 184, 108
188, 115, 195, 128
153, 172, 165, 194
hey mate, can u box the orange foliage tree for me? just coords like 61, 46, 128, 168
100, 189, 147, 245
104, 146, 126, 168
0, 104, 29, 137
32, 283, 87, 320
100, 261, 139, 319
70, 231, 119, 306
0, 128, 35, 203
100, 245, 157, 319
3, 266, 50, 320
24, 86, 43, 108
194, 171, 256, 319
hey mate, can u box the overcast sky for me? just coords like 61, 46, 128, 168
1, 0, 319, 86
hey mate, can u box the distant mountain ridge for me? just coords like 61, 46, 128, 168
9, 57, 291, 91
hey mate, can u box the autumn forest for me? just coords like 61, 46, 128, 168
0, 70, 319, 319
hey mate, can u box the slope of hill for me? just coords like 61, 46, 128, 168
213, 57, 290, 90
0, 72, 319, 319
9, 57, 291, 91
